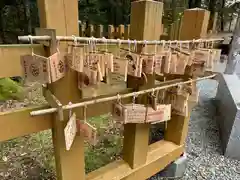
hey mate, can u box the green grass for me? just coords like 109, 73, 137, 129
0, 78, 24, 101
0, 114, 123, 179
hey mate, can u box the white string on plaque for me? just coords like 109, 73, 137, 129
165, 86, 189, 117
141, 53, 155, 75
125, 104, 146, 124
111, 94, 127, 124
78, 40, 101, 88
121, 40, 142, 78
49, 40, 66, 82
78, 105, 97, 146
64, 105, 77, 151
70, 36, 84, 72
163, 41, 172, 74
21, 35, 51, 84
154, 44, 164, 76
112, 40, 128, 82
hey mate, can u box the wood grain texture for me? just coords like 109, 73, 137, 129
37, 0, 85, 180
86, 140, 184, 180
164, 101, 196, 145
0, 106, 52, 142
123, 0, 164, 169
0, 45, 45, 78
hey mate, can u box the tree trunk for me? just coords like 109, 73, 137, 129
221, 0, 225, 31
194, 0, 201, 7
188, 0, 201, 8
208, 0, 216, 31
0, 9, 6, 43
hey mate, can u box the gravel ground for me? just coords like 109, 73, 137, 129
179, 79, 240, 179
151, 79, 240, 180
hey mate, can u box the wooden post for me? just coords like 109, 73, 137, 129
180, 8, 210, 40
115, 26, 119, 38
108, 25, 114, 39
79, 24, 85, 37
37, 0, 85, 180
124, 24, 130, 40
96, 24, 104, 38
165, 101, 196, 145
123, 0, 163, 169
88, 24, 94, 37
118, 24, 125, 39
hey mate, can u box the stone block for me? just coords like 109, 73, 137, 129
159, 153, 187, 178
216, 73, 240, 159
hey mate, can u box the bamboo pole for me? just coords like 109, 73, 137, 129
30, 74, 216, 117
18, 35, 223, 45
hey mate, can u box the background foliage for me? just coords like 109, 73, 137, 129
0, 0, 239, 44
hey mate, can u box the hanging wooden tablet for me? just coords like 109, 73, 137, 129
187, 51, 194, 66
124, 104, 146, 123
71, 46, 84, 72
21, 54, 51, 84
49, 52, 66, 82
98, 53, 106, 78
141, 54, 155, 74
64, 113, 77, 151
84, 53, 103, 82
78, 70, 98, 89
66, 45, 74, 69
192, 62, 205, 77
169, 53, 177, 74
120, 49, 142, 77
213, 49, 222, 62
104, 53, 114, 72
113, 57, 128, 81
145, 104, 171, 123
154, 54, 164, 76
126, 53, 142, 77
85, 53, 100, 71
158, 90, 166, 104
148, 94, 157, 110
163, 51, 172, 73
175, 52, 189, 75
205, 50, 215, 71
111, 102, 127, 123
165, 88, 189, 117
78, 121, 97, 146
193, 49, 210, 63
173, 94, 189, 117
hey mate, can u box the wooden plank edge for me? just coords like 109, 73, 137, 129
86, 140, 184, 180
0, 105, 53, 142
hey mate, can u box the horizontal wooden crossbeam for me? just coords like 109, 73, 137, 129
0, 44, 121, 78
0, 105, 52, 142
86, 140, 184, 180
0, 44, 46, 78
